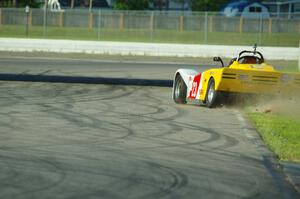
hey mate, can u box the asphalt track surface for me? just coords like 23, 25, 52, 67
0, 56, 203, 80
0, 57, 299, 199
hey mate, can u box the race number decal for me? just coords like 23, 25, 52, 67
188, 73, 202, 99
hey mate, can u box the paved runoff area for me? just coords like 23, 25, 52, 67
0, 55, 299, 198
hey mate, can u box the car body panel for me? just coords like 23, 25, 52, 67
173, 54, 300, 104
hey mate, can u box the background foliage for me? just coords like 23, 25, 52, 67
113, 0, 149, 10
1, 0, 232, 10
191, 0, 230, 11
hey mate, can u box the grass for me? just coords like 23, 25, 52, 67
0, 25, 299, 47
247, 111, 300, 163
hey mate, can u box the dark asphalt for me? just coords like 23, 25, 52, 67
0, 56, 299, 198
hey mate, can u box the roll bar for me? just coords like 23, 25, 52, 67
237, 44, 264, 62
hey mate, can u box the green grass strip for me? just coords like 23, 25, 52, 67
247, 111, 300, 163
0, 25, 299, 47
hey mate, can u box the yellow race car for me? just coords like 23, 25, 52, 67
173, 46, 300, 108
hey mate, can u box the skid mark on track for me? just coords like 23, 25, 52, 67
0, 152, 66, 199
0, 82, 292, 199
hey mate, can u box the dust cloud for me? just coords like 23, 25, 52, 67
249, 94, 300, 120
222, 92, 300, 120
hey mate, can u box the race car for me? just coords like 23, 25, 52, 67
173, 45, 300, 108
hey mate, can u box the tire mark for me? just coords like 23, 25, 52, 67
0, 152, 66, 199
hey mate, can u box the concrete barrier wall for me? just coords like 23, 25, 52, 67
0, 38, 298, 60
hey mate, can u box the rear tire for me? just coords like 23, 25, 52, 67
173, 74, 187, 104
205, 78, 218, 108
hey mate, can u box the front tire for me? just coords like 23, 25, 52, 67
173, 74, 187, 104
205, 78, 218, 108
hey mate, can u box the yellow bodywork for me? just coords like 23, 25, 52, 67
199, 61, 300, 101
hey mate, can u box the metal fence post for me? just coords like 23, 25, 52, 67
0, 8, 2, 26
258, 14, 263, 45
97, 9, 101, 40
239, 17, 243, 33
43, 1, 47, 38
150, 11, 154, 42
268, 18, 272, 34
204, 12, 208, 43
29, 10, 32, 26
179, 15, 183, 32
59, 11, 64, 27
119, 13, 124, 30
89, 12, 93, 29
209, 15, 213, 32
25, 6, 30, 37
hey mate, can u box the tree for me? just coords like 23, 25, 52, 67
11, 0, 41, 8
151, 0, 168, 10
191, 0, 230, 11
113, 0, 149, 10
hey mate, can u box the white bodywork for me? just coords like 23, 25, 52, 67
174, 69, 198, 85
172, 68, 198, 100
